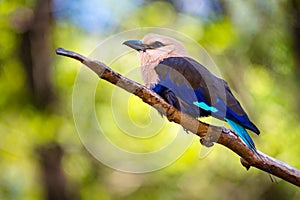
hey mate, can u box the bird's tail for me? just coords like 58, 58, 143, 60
225, 118, 256, 151
225, 119, 277, 182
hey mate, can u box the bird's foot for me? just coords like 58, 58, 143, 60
159, 112, 164, 118
199, 127, 221, 147
183, 128, 190, 134
200, 137, 214, 147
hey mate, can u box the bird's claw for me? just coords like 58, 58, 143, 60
200, 137, 214, 147
184, 128, 190, 134
199, 127, 221, 147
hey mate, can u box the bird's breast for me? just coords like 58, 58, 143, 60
141, 64, 159, 88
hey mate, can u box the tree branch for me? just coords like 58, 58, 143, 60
56, 48, 300, 187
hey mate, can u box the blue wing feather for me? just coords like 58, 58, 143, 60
152, 57, 260, 150
192, 101, 256, 150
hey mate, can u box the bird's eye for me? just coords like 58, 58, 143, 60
150, 41, 165, 48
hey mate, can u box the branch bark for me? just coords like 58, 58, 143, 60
56, 48, 300, 187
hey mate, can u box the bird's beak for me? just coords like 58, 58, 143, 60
123, 40, 147, 51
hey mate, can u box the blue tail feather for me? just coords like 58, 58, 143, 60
193, 101, 256, 151
225, 118, 256, 151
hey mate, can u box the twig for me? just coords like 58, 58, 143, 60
56, 48, 300, 187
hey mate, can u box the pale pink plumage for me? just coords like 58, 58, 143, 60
138, 34, 189, 87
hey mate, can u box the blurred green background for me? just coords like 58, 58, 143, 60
1, 0, 300, 199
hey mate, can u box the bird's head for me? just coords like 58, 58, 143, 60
123, 33, 189, 66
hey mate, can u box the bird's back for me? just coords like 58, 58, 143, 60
152, 57, 260, 135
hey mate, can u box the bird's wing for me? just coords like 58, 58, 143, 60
154, 57, 259, 134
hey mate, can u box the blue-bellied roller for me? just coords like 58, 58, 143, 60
123, 34, 260, 151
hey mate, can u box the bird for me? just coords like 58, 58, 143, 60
123, 33, 260, 151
